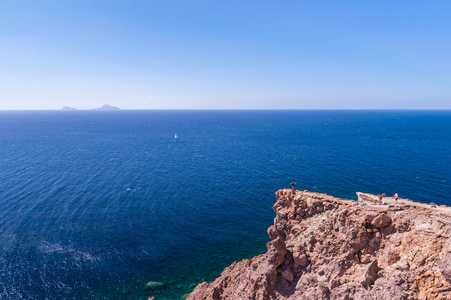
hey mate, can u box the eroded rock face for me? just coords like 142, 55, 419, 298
438, 250, 451, 282
188, 190, 451, 300
371, 213, 391, 228
365, 279, 407, 300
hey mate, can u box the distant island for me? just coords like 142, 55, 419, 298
92, 104, 121, 111
61, 104, 121, 110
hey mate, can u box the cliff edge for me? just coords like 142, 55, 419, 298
188, 190, 451, 300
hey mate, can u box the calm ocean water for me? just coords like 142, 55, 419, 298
0, 110, 450, 299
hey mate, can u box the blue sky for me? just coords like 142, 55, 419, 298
0, 1, 450, 109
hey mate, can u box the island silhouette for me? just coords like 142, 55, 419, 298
61, 104, 120, 110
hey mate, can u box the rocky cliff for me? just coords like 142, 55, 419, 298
187, 189, 451, 300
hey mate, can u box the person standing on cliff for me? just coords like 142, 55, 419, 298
394, 192, 398, 202
291, 182, 297, 193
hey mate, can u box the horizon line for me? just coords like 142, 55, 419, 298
0, 108, 451, 111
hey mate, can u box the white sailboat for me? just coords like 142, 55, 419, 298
175, 133, 180, 139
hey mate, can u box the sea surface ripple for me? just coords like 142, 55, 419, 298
0, 110, 449, 299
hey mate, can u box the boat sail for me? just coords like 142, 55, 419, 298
175, 133, 180, 139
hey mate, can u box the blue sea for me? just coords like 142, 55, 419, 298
0, 110, 450, 299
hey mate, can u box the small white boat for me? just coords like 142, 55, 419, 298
175, 133, 180, 139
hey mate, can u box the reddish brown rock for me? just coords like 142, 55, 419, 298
360, 260, 380, 286
365, 279, 407, 300
330, 284, 350, 300
371, 213, 391, 228
438, 250, 451, 282
186, 190, 451, 300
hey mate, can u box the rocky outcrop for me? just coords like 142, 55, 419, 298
188, 190, 451, 300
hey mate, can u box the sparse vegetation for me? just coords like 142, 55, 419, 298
240, 259, 250, 266
305, 274, 317, 284
318, 280, 329, 293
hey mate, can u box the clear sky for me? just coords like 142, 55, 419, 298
0, 1, 450, 110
